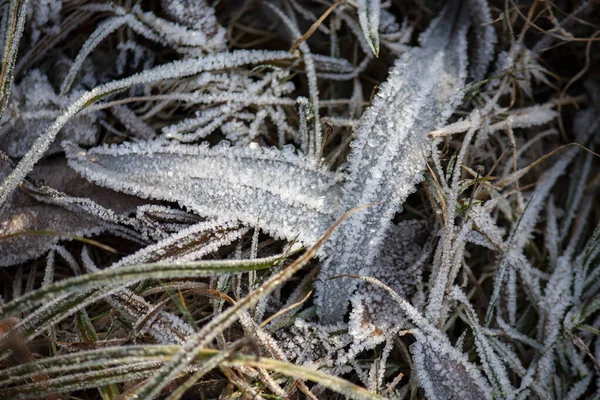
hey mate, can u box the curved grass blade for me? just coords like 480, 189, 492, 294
0, 254, 285, 319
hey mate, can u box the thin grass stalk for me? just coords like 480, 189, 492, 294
0, 0, 28, 121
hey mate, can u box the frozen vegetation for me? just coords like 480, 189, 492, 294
0, 0, 599, 399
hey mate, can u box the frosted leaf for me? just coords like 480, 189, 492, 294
331, 6, 374, 58
81, 248, 195, 343
112, 292, 193, 344
347, 220, 427, 338
42, 249, 55, 286
486, 330, 545, 396
266, 4, 322, 161
166, 225, 248, 264
489, 104, 558, 132
536, 254, 574, 389
379, 11, 413, 56
22, 183, 154, 242
469, 201, 505, 248
491, 107, 599, 280
27, 159, 144, 214
0, 159, 143, 267
560, 153, 593, 245
219, 119, 251, 142
64, 140, 342, 245
312, 54, 356, 75
357, 0, 380, 56
115, 40, 154, 76
411, 335, 493, 400
0, 223, 258, 347
432, 103, 556, 139
139, 68, 294, 142
162, 105, 240, 141
135, 204, 201, 233
317, 0, 474, 323
117, 12, 162, 45
467, 230, 497, 249
370, 278, 498, 399
579, 222, 600, 300
428, 118, 472, 138
564, 375, 592, 400
347, 294, 388, 347
450, 287, 515, 397
106, 219, 246, 272
160, 0, 221, 35
512, 143, 581, 251
275, 318, 352, 372
507, 45, 554, 98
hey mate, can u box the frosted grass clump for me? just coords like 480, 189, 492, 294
1, 0, 599, 399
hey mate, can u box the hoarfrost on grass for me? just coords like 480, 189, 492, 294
1, 1, 600, 399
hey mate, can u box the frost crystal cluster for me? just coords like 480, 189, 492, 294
0, 0, 599, 399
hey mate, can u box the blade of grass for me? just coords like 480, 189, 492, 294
0, 345, 387, 400
0, 254, 286, 319
0, 0, 28, 121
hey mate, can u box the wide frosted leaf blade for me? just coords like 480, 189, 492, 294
0, 159, 143, 266
411, 335, 493, 400
64, 140, 341, 245
317, 0, 471, 322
